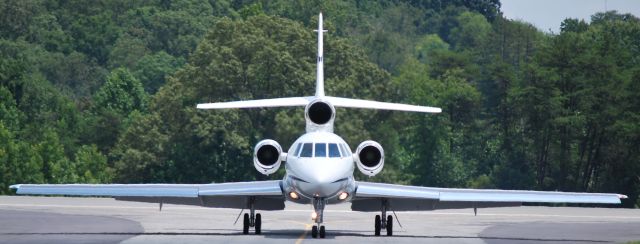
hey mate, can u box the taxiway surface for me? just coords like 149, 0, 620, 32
1, 196, 639, 243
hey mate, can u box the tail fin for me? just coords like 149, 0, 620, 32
314, 12, 328, 97
196, 13, 441, 114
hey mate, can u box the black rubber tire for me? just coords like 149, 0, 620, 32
242, 213, 249, 234
319, 225, 326, 238
312, 225, 318, 238
386, 215, 393, 236
255, 213, 262, 235
374, 215, 381, 236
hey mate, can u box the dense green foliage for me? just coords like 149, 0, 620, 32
0, 0, 638, 207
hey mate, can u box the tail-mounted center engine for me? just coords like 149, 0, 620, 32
305, 99, 336, 132
354, 140, 384, 176
254, 139, 285, 175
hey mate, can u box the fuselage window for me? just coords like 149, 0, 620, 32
294, 143, 303, 157
328, 143, 341, 158
300, 143, 313, 157
315, 143, 327, 157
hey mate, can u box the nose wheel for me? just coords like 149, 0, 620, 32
311, 224, 326, 238
311, 198, 327, 238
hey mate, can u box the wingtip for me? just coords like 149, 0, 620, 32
619, 194, 629, 199
9, 184, 20, 190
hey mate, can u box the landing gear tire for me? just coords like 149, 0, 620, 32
312, 225, 318, 238
242, 213, 250, 234
374, 215, 381, 236
386, 215, 393, 236
255, 213, 262, 235
319, 225, 326, 238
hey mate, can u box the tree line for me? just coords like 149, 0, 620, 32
0, 0, 638, 207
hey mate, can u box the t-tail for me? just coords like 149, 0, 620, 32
196, 13, 441, 132
315, 12, 327, 97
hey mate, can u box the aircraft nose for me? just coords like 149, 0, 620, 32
307, 166, 342, 185
301, 166, 345, 197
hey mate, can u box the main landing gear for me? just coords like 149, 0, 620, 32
311, 198, 326, 238
374, 199, 393, 236
242, 197, 262, 235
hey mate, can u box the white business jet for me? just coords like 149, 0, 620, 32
11, 13, 627, 239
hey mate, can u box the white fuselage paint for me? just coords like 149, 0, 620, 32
281, 132, 356, 204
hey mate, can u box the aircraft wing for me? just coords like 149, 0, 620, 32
351, 181, 627, 211
9, 181, 285, 210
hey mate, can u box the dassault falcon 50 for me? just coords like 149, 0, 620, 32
11, 13, 627, 239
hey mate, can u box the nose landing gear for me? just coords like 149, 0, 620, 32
311, 198, 327, 238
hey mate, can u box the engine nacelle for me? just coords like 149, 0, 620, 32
253, 139, 285, 175
305, 99, 336, 132
354, 140, 384, 177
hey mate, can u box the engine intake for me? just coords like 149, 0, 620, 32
305, 100, 335, 125
253, 139, 284, 175
354, 140, 384, 176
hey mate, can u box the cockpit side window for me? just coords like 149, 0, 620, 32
328, 143, 341, 158
341, 144, 352, 156
338, 144, 345, 156
315, 143, 327, 157
294, 143, 303, 157
300, 143, 313, 157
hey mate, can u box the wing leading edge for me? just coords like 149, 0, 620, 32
10, 181, 285, 210
352, 181, 626, 212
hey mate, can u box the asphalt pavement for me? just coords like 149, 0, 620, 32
1, 196, 639, 244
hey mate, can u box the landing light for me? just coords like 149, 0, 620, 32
338, 192, 349, 200
289, 191, 299, 200
311, 211, 318, 220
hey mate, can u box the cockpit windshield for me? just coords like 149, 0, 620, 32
300, 143, 313, 157
328, 143, 341, 158
297, 142, 346, 158
315, 143, 327, 157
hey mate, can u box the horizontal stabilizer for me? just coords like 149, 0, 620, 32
197, 96, 441, 113
197, 97, 313, 109
326, 96, 442, 113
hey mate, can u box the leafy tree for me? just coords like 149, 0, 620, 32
0, 86, 22, 130
74, 145, 114, 183
112, 111, 170, 183
0, 0, 42, 39
88, 68, 148, 154
26, 14, 71, 53
449, 11, 491, 50
35, 129, 76, 183
414, 34, 450, 63
108, 34, 151, 69
94, 68, 148, 115
68, 10, 120, 65
0, 120, 47, 194
132, 51, 185, 93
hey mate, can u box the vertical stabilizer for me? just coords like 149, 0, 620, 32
196, 13, 441, 115
315, 13, 327, 97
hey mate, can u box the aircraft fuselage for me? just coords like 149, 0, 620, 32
282, 132, 356, 204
